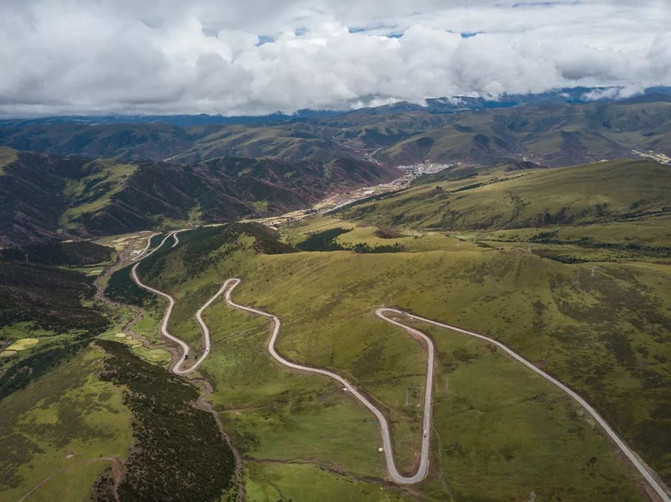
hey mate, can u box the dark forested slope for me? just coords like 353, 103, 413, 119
0, 149, 399, 245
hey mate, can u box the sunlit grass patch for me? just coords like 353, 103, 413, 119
245, 462, 410, 501
8, 338, 39, 351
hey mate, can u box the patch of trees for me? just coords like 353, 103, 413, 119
374, 226, 402, 239
531, 249, 587, 263
96, 341, 236, 501
295, 227, 351, 251
296, 227, 404, 253
236, 222, 298, 255
0, 260, 109, 333
0, 339, 88, 400
529, 234, 671, 258
352, 243, 403, 253
104, 265, 154, 307
454, 182, 484, 192
0, 241, 113, 266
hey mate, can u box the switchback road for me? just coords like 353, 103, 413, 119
126, 233, 671, 498
130, 232, 225, 375
388, 309, 671, 501
224, 278, 435, 484
224, 279, 671, 498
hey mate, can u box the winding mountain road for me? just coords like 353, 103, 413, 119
386, 309, 671, 502
131, 233, 155, 261
224, 280, 670, 498
171, 230, 181, 248
224, 278, 435, 484
127, 232, 671, 498
130, 232, 225, 375
129, 233, 435, 482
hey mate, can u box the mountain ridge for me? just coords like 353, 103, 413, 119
0, 149, 399, 246
1, 98, 670, 168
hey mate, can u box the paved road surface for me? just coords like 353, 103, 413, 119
376, 307, 434, 483
392, 309, 671, 502
125, 233, 671, 498
171, 230, 181, 248
131, 233, 156, 261
130, 232, 225, 375
225, 278, 435, 484
224, 279, 671, 498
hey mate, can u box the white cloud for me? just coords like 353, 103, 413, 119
0, 0, 669, 116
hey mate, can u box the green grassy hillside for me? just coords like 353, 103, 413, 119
0, 344, 133, 502
2, 153, 670, 499
128, 221, 667, 499
342, 159, 671, 233
60, 161, 137, 229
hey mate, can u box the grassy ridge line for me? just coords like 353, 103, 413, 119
342, 159, 671, 232
477, 215, 671, 264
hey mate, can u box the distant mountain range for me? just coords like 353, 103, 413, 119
1, 86, 669, 128
1, 94, 670, 168
0, 149, 398, 246
1, 87, 671, 245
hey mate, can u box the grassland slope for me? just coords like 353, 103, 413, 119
343, 159, 671, 231
122, 223, 665, 499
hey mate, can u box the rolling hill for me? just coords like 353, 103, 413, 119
0, 148, 399, 245
2, 93, 671, 501
2, 157, 670, 500
1, 100, 671, 168
341, 159, 671, 231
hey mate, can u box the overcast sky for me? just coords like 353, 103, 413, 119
0, 0, 669, 116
